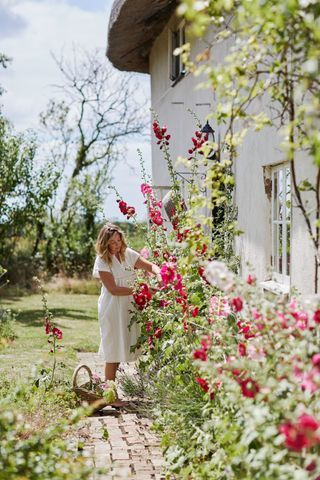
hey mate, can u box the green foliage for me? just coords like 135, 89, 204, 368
117, 114, 320, 478
0, 308, 16, 346
178, 0, 320, 291
0, 407, 92, 480
0, 115, 59, 284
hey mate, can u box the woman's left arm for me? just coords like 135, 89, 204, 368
134, 257, 162, 282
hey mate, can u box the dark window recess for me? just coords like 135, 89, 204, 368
170, 26, 186, 82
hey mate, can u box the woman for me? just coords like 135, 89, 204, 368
93, 223, 161, 382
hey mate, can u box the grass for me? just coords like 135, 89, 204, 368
0, 292, 100, 383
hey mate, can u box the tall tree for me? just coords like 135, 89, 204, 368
40, 47, 147, 214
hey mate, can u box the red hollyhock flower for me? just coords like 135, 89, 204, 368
191, 307, 199, 317
134, 283, 153, 310
155, 327, 162, 339
238, 343, 247, 357
196, 377, 209, 392
279, 414, 320, 451
200, 336, 212, 351
159, 299, 169, 308
45, 318, 52, 334
279, 422, 308, 451
52, 327, 63, 340
247, 274, 255, 285
146, 321, 152, 332
239, 378, 260, 398
306, 461, 317, 472
232, 297, 244, 312
313, 310, 320, 324
148, 335, 154, 349
193, 349, 207, 361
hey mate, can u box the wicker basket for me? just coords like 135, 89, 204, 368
72, 364, 108, 411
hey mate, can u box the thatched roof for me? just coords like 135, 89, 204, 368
107, 0, 177, 73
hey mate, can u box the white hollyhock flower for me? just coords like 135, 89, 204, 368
204, 260, 234, 292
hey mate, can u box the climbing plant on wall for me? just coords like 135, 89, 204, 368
178, 0, 320, 292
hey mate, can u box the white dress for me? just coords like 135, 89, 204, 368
92, 248, 141, 362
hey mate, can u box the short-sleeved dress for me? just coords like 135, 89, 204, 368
92, 247, 141, 362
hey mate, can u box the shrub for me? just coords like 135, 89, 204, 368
0, 407, 93, 480
0, 308, 16, 345
115, 120, 320, 479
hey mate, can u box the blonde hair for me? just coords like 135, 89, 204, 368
95, 223, 127, 265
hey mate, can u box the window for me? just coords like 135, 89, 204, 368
170, 23, 186, 83
271, 164, 291, 285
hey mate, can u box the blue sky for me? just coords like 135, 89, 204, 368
0, 0, 151, 220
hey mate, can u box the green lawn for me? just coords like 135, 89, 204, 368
0, 292, 100, 382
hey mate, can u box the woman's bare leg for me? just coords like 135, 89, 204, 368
104, 362, 119, 381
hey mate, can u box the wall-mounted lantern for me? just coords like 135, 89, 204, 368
201, 120, 218, 161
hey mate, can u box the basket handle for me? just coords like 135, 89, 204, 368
72, 364, 93, 389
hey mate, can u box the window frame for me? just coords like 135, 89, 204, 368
169, 21, 186, 84
271, 163, 291, 286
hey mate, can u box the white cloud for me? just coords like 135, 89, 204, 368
0, 2, 27, 38
0, 0, 152, 220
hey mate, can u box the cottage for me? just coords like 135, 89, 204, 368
107, 0, 317, 296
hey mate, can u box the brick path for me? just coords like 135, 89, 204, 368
76, 353, 166, 480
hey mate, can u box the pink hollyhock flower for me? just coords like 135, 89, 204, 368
232, 296, 244, 312
193, 349, 207, 361
160, 262, 176, 286
312, 353, 320, 369
247, 344, 266, 361
210, 296, 231, 317
140, 247, 150, 259
155, 327, 162, 339
52, 327, 63, 340
299, 414, 319, 432
140, 183, 153, 196
289, 298, 297, 310
239, 378, 260, 398
252, 308, 261, 320
247, 274, 255, 285
301, 373, 317, 394
291, 310, 308, 330
313, 310, 320, 324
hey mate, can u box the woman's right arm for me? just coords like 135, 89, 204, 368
99, 271, 133, 296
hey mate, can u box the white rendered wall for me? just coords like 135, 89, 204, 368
149, 14, 317, 295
